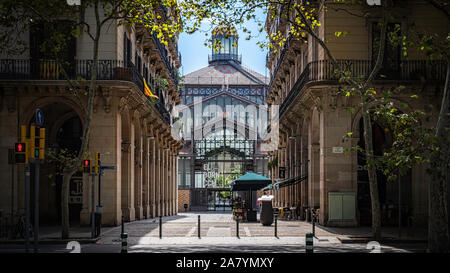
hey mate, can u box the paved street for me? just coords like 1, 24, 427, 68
0, 212, 427, 253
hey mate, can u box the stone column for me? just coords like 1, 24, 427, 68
167, 145, 173, 215
174, 150, 178, 215
150, 133, 156, 218
121, 139, 135, 222
134, 135, 143, 220
145, 136, 151, 218
165, 146, 170, 216
155, 131, 161, 217
162, 140, 167, 216
309, 143, 320, 209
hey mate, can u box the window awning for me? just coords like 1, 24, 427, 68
261, 174, 308, 191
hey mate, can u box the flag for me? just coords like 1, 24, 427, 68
143, 77, 159, 99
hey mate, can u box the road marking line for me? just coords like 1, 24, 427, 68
186, 227, 196, 237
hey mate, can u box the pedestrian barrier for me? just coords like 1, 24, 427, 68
198, 215, 201, 239
274, 215, 278, 238
159, 216, 162, 239
306, 233, 314, 253
120, 216, 127, 253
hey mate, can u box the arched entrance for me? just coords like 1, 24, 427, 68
356, 117, 412, 227
25, 101, 83, 226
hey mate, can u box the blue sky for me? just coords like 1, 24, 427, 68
178, 8, 269, 77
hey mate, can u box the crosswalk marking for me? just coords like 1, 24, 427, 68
244, 227, 251, 237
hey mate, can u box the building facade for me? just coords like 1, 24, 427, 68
265, 1, 449, 227
0, 5, 183, 226
177, 26, 270, 211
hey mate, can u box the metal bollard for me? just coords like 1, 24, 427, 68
312, 213, 316, 237
306, 232, 314, 253
159, 216, 162, 239
274, 215, 278, 238
198, 215, 201, 239
120, 216, 127, 253
236, 219, 239, 238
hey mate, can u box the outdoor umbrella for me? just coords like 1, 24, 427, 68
230, 172, 272, 222
230, 172, 272, 191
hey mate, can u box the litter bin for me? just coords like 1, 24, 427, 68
247, 209, 257, 222
259, 195, 274, 226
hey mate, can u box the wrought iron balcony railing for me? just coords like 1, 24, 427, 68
0, 59, 172, 124
279, 59, 448, 118
151, 32, 178, 86
208, 53, 242, 64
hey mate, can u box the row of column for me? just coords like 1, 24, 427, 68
268, 133, 304, 217
134, 127, 179, 221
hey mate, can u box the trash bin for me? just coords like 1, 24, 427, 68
247, 209, 257, 222
259, 195, 274, 226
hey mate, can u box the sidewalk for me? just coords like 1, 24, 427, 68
0, 225, 114, 244
0, 212, 428, 245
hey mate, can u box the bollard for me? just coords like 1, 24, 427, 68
312, 213, 316, 237
306, 233, 314, 253
274, 215, 278, 238
198, 215, 201, 239
159, 216, 162, 239
236, 219, 239, 238
121, 232, 128, 253
120, 216, 127, 253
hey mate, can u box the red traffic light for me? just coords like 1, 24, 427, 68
15, 143, 26, 152
84, 160, 90, 166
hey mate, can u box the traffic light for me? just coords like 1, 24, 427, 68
94, 152, 100, 174
15, 142, 27, 164
29, 125, 36, 159
83, 159, 91, 173
37, 127, 45, 160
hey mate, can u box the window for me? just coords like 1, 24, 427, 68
372, 22, 401, 79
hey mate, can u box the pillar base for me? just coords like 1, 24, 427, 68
135, 206, 144, 220
151, 204, 156, 218
122, 207, 136, 222
143, 205, 150, 219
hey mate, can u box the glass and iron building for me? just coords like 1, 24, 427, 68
177, 25, 269, 211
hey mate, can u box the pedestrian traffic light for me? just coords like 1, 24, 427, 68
15, 142, 27, 164
83, 159, 91, 173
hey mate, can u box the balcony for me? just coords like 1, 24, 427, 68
279, 59, 448, 118
268, 33, 293, 88
151, 32, 178, 86
208, 53, 242, 64
0, 59, 172, 124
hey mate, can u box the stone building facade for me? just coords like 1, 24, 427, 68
0, 5, 183, 226
265, 1, 449, 227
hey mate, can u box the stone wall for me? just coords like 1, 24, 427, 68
178, 189, 190, 212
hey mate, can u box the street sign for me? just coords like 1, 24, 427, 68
101, 166, 116, 170
332, 147, 344, 154
36, 109, 44, 126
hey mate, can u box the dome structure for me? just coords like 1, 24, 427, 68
209, 25, 241, 64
